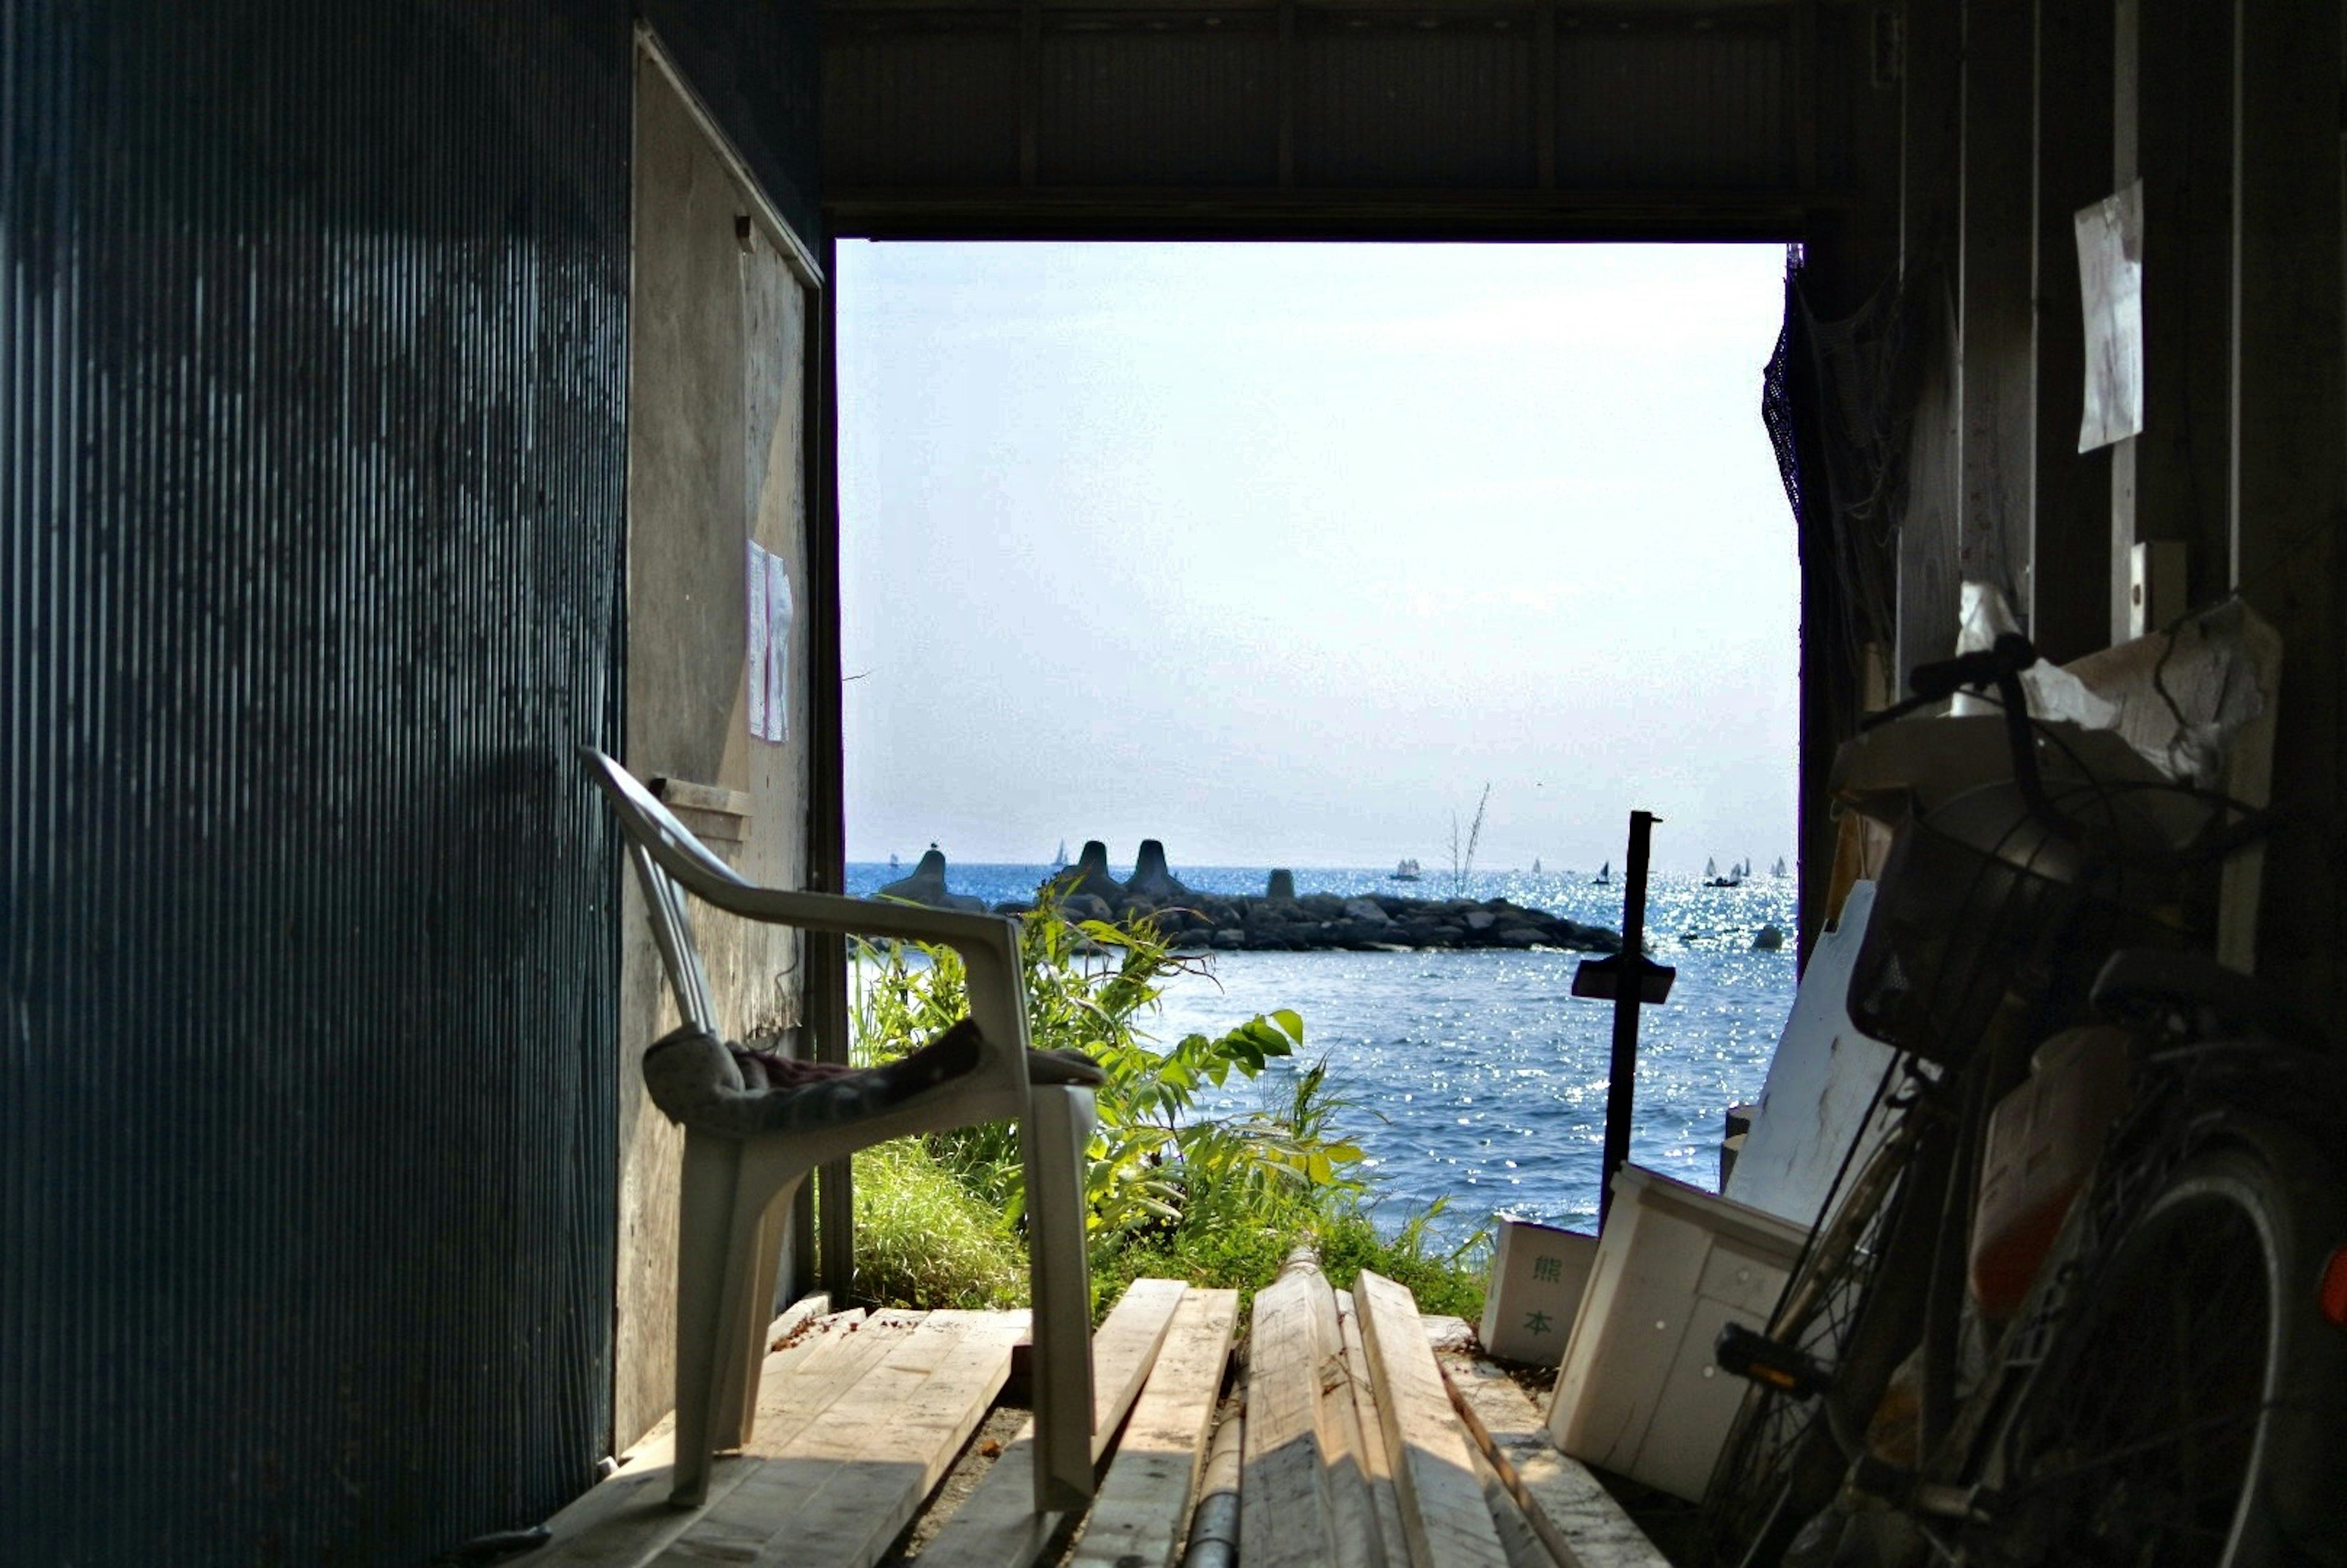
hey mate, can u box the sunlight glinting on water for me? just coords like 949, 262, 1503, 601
849, 863, 1799, 1246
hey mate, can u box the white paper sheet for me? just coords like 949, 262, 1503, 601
746, 540, 769, 740
2077, 182, 2144, 452
765, 552, 792, 744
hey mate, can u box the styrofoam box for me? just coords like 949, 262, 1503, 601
1478, 1220, 1599, 1366
1545, 1164, 1807, 1501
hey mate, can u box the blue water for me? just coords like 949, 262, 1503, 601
845, 862, 1798, 1248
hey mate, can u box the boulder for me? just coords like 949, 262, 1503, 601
874, 846, 988, 913
1061, 892, 1115, 923
1463, 910, 1498, 932
1341, 898, 1391, 925
1125, 839, 1191, 903
1265, 869, 1297, 902
1043, 840, 1125, 905
1753, 925, 1787, 951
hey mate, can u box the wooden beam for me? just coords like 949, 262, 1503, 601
809, 228, 853, 1299
1066, 1289, 1242, 1568
823, 187, 1827, 244
1277, 0, 1297, 189
2111, 0, 2235, 639
1894, 0, 1963, 685
1958, 0, 2038, 620
919, 1280, 1192, 1568
2025, 0, 2113, 664
532, 1310, 909, 1568
2230, 0, 2342, 1013
1241, 1261, 1345, 1568
1533, 0, 1557, 192
1310, 1273, 1388, 1568
1335, 1290, 1409, 1565
1441, 1358, 1674, 1568
672, 1311, 1026, 1567
1351, 1270, 1510, 1568
1464, 1434, 1550, 1568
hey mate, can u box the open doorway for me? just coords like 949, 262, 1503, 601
835, 240, 1799, 1247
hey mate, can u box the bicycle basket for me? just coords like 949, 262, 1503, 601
1846, 783, 2086, 1065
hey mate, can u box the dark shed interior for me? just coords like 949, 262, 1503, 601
2, 2, 2337, 1561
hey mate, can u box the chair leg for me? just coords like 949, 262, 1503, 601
671, 1132, 743, 1508
676, 1137, 812, 1509
1024, 1085, 1098, 1513
712, 1174, 804, 1451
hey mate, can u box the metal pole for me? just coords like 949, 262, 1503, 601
1600, 810, 1657, 1230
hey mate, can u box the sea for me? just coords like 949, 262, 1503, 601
844, 860, 1799, 1251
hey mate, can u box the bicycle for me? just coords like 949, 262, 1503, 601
1699, 634, 2347, 1567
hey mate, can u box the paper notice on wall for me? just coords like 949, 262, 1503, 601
746, 540, 769, 740
764, 552, 792, 744
2077, 182, 2145, 452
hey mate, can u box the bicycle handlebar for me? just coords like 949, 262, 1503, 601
1908, 632, 2039, 703
1860, 632, 2085, 843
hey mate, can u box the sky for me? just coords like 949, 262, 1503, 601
837, 242, 1799, 876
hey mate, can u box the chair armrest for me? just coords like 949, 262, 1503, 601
582, 746, 1035, 1069
697, 884, 1034, 1066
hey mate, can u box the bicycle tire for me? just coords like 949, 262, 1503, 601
1967, 1120, 2347, 1567
1700, 1110, 1957, 1567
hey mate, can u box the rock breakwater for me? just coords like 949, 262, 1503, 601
1106, 887, 1623, 954
869, 839, 1622, 954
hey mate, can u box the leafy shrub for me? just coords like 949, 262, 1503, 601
850, 890, 1486, 1318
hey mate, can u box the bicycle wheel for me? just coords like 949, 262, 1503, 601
1700, 1112, 1954, 1567
1971, 1123, 2347, 1567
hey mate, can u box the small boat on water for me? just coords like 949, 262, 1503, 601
1594, 860, 1611, 885
1772, 855, 1788, 877
1390, 857, 1423, 882
1052, 839, 1069, 870
888, 852, 900, 871
1532, 856, 1542, 874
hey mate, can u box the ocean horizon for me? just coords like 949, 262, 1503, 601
844, 860, 1799, 1248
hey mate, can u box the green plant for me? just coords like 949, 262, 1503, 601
853, 890, 1357, 1240
850, 1138, 1027, 1310
1315, 1197, 1491, 1321
849, 888, 1486, 1321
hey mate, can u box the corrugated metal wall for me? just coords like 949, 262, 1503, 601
825, 2, 1826, 216
0, 2, 631, 1561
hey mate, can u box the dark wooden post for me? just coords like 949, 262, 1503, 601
1600, 811, 1658, 1229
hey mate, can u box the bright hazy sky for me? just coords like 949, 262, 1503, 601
838, 242, 1798, 874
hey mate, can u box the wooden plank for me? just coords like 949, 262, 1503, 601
765, 1293, 835, 1352
1309, 1275, 1386, 1568
1441, 1358, 1674, 1568
1465, 1432, 1552, 1568
651, 776, 755, 819
1240, 1263, 1342, 1568
534, 1311, 911, 1568
1352, 1271, 1510, 1568
1066, 1289, 1241, 1568
1335, 1290, 1408, 1567
919, 1279, 1192, 1568
661, 1311, 1027, 1567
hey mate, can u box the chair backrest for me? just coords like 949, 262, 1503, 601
581, 747, 748, 1036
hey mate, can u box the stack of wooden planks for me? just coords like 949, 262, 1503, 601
1239, 1251, 1674, 1568
528, 1267, 1667, 1568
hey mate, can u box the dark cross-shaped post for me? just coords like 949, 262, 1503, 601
1573, 810, 1675, 1229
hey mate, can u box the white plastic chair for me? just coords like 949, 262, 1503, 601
581, 747, 1096, 1512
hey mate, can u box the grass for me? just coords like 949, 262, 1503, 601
851, 1138, 1027, 1310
